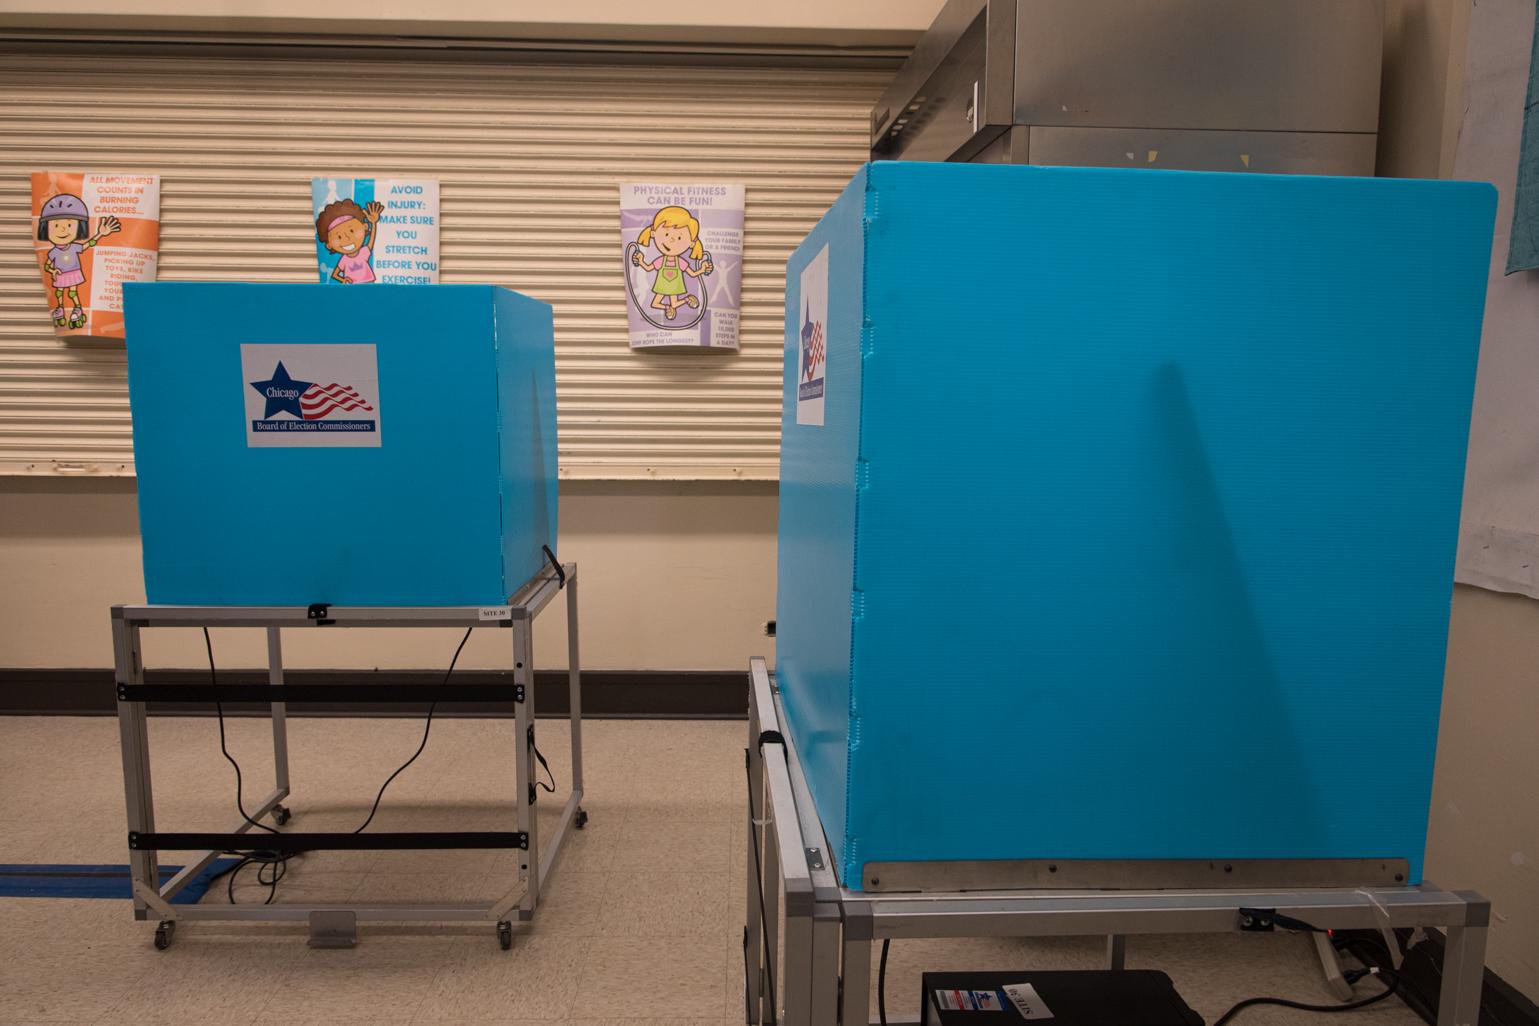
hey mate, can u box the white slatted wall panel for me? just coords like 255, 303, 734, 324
0, 55, 886, 479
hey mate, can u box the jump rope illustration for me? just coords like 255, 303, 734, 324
623, 204, 716, 333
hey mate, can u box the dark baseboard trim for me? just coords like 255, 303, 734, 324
1335, 928, 1538, 1026
0, 668, 748, 719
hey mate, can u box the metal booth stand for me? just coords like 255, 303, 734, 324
113, 562, 584, 950
744, 658, 1491, 1026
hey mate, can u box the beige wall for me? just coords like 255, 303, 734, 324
1411, 0, 1539, 998
1380, 0, 1471, 177
1431, 586, 1539, 995
0, 478, 778, 672
1382, 0, 1539, 998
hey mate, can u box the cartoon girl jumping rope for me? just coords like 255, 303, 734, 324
39, 194, 120, 328
315, 198, 384, 284
631, 206, 714, 320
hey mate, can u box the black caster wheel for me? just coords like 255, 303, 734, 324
574, 808, 589, 830
272, 804, 292, 826
497, 921, 513, 951
153, 921, 176, 950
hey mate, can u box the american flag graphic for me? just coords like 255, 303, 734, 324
802, 320, 824, 382
300, 382, 374, 421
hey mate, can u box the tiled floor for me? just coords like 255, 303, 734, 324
0, 714, 1423, 1025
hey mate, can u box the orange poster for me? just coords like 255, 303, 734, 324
31, 171, 160, 340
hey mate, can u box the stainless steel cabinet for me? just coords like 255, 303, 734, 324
872, 0, 1383, 175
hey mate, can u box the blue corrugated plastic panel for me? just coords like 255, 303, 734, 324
776, 169, 869, 877
834, 163, 1495, 888
124, 283, 539, 606
493, 287, 559, 591
774, 163, 1497, 888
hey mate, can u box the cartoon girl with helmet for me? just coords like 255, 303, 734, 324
630, 206, 714, 321
38, 194, 120, 328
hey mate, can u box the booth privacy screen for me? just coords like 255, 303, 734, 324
123, 283, 557, 606
775, 162, 1496, 889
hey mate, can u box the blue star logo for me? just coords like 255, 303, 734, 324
249, 361, 314, 420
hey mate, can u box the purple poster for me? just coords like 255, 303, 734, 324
620, 183, 744, 350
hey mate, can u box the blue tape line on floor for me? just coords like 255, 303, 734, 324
0, 860, 241, 904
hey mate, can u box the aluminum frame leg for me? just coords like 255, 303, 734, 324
746, 741, 766, 1023
1311, 929, 1354, 1000
531, 567, 585, 891
565, 567, 584, 797
268, 626, 291, 796
764, 805, 782, 1021
515, 619, 540, 921
1106, 933, 1127, 971
783, 901, 814, 1025
810, 903, 842, 1025
1438, 920, 1489, 1026
839, 916, 873, 1026
113, 616, 157, 920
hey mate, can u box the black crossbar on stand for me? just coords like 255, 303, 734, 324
117, 682, 524, 704
129, 830, 529, 853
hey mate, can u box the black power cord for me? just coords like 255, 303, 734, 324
206, 628, 279, 839
205, 627, 294, 904
353, 626, 562, 833
213, 847, 293, 905
205, 625, 482, 903
350, 626, 474, 834
1335, 930, 1514, 1026
878, 938, 891, 1025
533, 743, 557, 795
1215, 910, 1416, 1026
1213, 967, 1399, 1026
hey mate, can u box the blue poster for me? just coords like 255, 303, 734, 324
310, 177, 439, 285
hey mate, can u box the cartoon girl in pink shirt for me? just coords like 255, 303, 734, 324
315, 199, 383, 284
630, 205, 714, 320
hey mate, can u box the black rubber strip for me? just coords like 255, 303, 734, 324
118, 683, 522, 704
129, 831, 529, 852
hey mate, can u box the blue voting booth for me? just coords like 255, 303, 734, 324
123, 283, 558, 606
776, 162, 1495, 890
